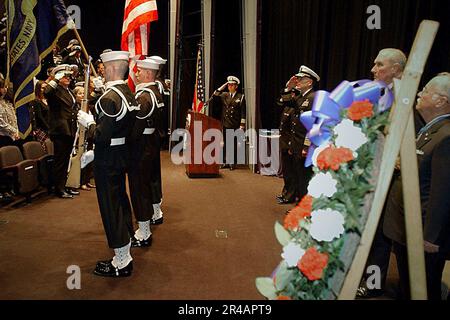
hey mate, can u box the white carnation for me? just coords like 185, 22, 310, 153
281, 242, 306, 267
334, 119, 368, 152
310, 209, 345, 242
307, 172, 337, 198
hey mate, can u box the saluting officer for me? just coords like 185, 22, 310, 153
277, 65, 319, 204
276, 77, 297, 204
214, 76, 246, 170
77, 51, 140, 277
128, 58, 165, 248
45, 64, 79, 199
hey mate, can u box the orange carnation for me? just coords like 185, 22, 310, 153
276, 295, 292, 300
283, 195, 313, 231
347, 99, 374, 121
317, 146, 354, 171
297, 195, 313, 211
297, 247, 329, 281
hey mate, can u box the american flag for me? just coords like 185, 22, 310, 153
121, 0, 158, 92
192, 44, 205, 113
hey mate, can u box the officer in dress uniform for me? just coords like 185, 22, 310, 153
276, 65, 319, 204
45, 64, 80, 199
77, 51, 140, 277
213, 76, 246, 170
128, 58, 165, 247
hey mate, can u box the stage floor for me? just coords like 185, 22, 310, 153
0, 151, 448, 299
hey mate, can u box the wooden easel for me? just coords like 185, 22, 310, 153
339, 20, 440, 300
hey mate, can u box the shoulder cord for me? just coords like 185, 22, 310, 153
95, 87, 140, 121
135, 88, 157, 120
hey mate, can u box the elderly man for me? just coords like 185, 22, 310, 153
276, 65, 319, 205
128, 58, 165, 247
214, 75, 246, 170
77, 51, 139, 277
357, 48, 408, 298
383, 73, 450, 300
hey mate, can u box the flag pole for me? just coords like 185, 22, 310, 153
72, 27, 98, 78
5, 5, 11, 87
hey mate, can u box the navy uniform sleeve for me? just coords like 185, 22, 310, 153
93, 96, 117, 144
240, 94, 246, 125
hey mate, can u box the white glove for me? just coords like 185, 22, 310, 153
92, 77, 105, 91
77, 110, 95, 128
80, 150, 94, 169
218, 82, 228, 91
54, 71, 66, 81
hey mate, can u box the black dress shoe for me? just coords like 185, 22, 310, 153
220, 164, 229, 169
56, 191, 73, 199
150, 217, 163, 225
229, 165, 236, 171
131, 235, 152, 248
93, 260, 133, 277
66, 189, 80, 196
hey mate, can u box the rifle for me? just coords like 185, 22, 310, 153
66, 56, 92, 189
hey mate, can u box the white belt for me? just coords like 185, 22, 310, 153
143, 128, 156, 135
110, 137, 125, 146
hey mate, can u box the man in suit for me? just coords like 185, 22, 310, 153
128, 58, 165, 247
214, 76, 246, 170
357, 48, 407, 298
45, 64, 79, 199
276, 65, 319, 205
383, 73, 450, 300
77, 51, 140, 277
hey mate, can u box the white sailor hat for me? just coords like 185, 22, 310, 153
227, 75, 240, 85
75, 81, 85, 87
51, 64, 74, 76
68, 39, 79, 46
100, 50, 130, 63
149, 55, 167, 65
295, 65, 320, 82
136, 58, 160, 70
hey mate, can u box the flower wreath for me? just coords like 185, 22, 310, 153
256, 80, 393, 300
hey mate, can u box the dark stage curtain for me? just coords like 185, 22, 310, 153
260, 0, 450, 129
209, 0, 243, 121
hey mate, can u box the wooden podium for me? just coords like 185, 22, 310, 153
185, 110, 222, 178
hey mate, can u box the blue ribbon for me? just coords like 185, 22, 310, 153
300, 80, 393, 167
